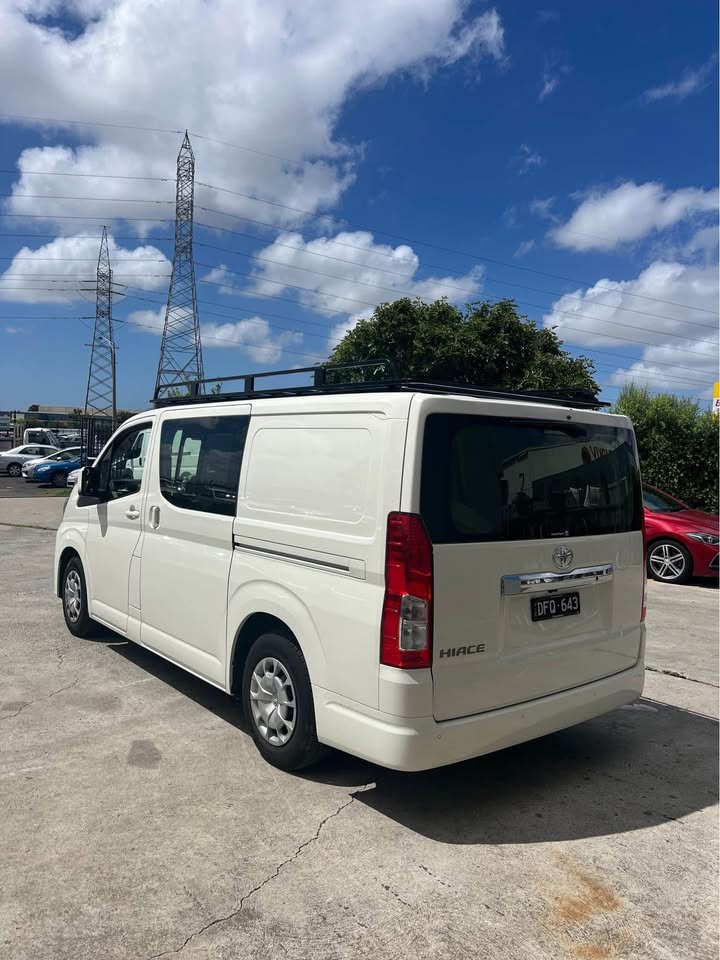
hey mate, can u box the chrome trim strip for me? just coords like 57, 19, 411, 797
232, 537, 365, 578
501, 563, 613, 596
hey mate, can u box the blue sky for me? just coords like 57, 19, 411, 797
0, 0, 717, 412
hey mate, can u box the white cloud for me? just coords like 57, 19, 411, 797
0, 1, 504, 230
538, 59, 568, 101
126, 305, 303, 364
200, 264, 238, 296
126, 307, 166, 334
544, 259, 718, 347
248, 230, 483, 342
550, 181, 719, 252
642, 54, 718, 103
5, 326, 24, 334
201, 319, 303, 364
529, 196, 557, 221
0, 234, 170, 303
514, 239, 535, 258
502, 205, 519, 228
543, 259, 719, 394
510, 144, 544, 175
608, 338, 716, 396
683, 225, 719, 261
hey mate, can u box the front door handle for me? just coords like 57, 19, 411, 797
149, 505, 160, 529
125, 506, 140, 520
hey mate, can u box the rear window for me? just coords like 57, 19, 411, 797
420, 414, 641, 543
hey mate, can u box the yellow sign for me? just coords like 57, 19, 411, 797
714, 382, 720, 414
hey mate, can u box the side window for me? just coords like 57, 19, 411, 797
96, 423, 153, 501
159, 415, 248, 516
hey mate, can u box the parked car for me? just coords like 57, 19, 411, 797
23, 447, 81, 480
0, 444, 59, 476
32, 452, 84, 488
66, 467, 82, 488
643, 484, 719, 584
55, 364, 646, 773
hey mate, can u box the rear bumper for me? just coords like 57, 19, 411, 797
314, 626, 646, 772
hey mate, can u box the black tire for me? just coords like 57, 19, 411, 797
52, 471, 66, 488
647, 539, 693, 585
7, 463, 21, 477
61, 558, 94, 637
242, 631, 329, 772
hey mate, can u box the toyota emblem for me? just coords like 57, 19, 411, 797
552, 545, 574, 570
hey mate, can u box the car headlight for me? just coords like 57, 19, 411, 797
686, 532, 720, 546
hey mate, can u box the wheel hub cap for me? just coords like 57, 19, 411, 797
64, 570, 82, 622
249, 656, 296, 746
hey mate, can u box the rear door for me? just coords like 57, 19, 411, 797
407, 399, 644, 722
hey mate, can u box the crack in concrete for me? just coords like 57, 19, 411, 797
646, 665, 719, 688
145, 790, 361, 959
0, 675, 81, 721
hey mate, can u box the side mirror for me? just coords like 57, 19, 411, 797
78, 464, 103, 503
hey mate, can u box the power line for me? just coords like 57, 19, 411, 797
1, 181, 715, 316
4, 267, 716, 358
4, 220, 716, 330
2, 234, 717, 337
54, 314, 720, 401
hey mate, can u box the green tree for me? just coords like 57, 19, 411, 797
27, 404, 39, 412
614, 384, 718, 514
210, 382, 223, 395
329, 297, 598, 393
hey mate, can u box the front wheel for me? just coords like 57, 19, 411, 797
647, 540, 692, 585
242, 632, 328, 772
7, 463, 21, 477
52, 472, 66, 488
62, 558, 94, 637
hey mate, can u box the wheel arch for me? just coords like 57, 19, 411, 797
226, 581, 326, 695
57, 546, 81, 597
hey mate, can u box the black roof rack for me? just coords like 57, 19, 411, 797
152, 359, 609, 411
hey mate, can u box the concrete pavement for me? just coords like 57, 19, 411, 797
0, 525, 717, 960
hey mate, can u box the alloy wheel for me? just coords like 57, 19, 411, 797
649, 543, 687, 582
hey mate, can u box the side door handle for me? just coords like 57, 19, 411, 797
125, 506, 140, 520
149, 505, 160, 529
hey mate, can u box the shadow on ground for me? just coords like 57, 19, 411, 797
105, 633, 719, 847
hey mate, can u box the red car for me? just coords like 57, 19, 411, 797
643, 484, 719, 584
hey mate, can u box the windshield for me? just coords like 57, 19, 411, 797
421, 414, 642, 543
642, 487, 685, 513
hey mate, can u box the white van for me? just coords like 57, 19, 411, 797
54, 366, 646, 772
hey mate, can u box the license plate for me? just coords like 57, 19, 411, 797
531, 592, 581, 622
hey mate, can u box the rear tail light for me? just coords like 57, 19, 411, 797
381, 512, 433, 669
641, 512, 648, 622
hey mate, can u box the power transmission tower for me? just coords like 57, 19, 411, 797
154, 131, 204, 398
84, 226, 116, 420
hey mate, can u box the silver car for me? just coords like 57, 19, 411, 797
0, 444, 59, 477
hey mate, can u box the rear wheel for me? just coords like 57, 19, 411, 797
242, 631, 328, 772
647, 540, 692, 585
52, 471, 66, 488
7, 463, 21, 477
62, 558, 94, 637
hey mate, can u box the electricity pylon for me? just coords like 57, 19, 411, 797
154, 131, 204, 398
84, 226, 116, 419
